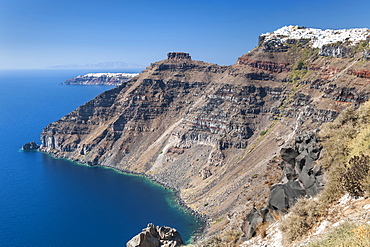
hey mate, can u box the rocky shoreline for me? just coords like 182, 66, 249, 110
107, 165, 210, 239
96, 165, 209, 242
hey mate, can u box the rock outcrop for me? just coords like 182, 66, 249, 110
39, 26, 370, 243
126, 223, 183, 247
241, 207, 274, 240
22, 141, 40, 150
269, 131, 323, 211
242, 131, 323, 239
319, 44, 353, 58
167, 52, 191, 60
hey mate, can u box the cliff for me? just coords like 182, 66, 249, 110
40, 27, 370, 245
61, 73, 139, 85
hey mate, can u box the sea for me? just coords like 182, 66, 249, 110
0, 69, 203, 246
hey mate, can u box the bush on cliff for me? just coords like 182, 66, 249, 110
280, 197, 326, 244
320, 101, 370, 202
281, 100, 370, 244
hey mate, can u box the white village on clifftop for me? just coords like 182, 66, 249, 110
261, 25, 370, 48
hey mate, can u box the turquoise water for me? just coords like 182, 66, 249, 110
0, 70, 202, 246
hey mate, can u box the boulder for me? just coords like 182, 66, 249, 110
22, 141, 40, 150
269, 181, 306, 211
280, 147, 298, 165
199, 167, 212, 180
241, 207, 274, 240
269, 131, 324, 211
127, 223, 183, 247
243, 131, 325, 238
241, 208, 263, 239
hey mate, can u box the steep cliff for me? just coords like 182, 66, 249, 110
40, 27, 370, 244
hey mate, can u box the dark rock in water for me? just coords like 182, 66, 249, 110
22, 141, 40, 150
126, 223, 183, 247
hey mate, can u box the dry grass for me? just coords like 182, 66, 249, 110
255, 222, 269, 238
195, 230, 243, 247
280, 197, 326, 244
280, 101, 370, 244
307, 222, 370, 247
319, 101, 370, 202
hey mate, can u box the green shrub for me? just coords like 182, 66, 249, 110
281, 101, 370, 244
341, 155, 370, 197
259, 130, 268, 136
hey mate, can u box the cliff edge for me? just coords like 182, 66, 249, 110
40, 27, 370, 244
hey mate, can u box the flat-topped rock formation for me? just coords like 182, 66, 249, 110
167, 52, 191, 60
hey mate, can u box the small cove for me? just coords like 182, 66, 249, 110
0, 70, 203, 246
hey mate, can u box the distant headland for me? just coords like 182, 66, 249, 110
61, 72, 139, 85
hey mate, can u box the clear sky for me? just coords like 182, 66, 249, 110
1, 0, 370, 69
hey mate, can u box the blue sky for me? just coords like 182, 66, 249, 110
1, 0, 370, 69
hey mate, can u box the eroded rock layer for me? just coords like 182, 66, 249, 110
41, 34, 370, 241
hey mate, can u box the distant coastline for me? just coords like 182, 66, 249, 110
46, 61, 146, 70
61, 72, 139, 85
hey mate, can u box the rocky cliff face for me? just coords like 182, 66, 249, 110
40, 28, 370, 244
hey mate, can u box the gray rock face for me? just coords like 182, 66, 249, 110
262, 39, 289, 53
241, 207, 274, 239
22, 141, 40, 150
269, 131, 323, 211
242, 131, 324, 239
363, 50, 370, 60
319, 44, 352, 58
127, 223, 183, 247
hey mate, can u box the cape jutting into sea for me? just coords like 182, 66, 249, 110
0, 69, 203, 246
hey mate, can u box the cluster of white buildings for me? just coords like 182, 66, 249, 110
261, 25, 370, 48
80, 73, 139, 78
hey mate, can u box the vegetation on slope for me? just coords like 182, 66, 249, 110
307, 222, 370, 247
280, 100, 370, 244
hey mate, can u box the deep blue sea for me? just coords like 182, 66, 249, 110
0, 70, 202, 246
